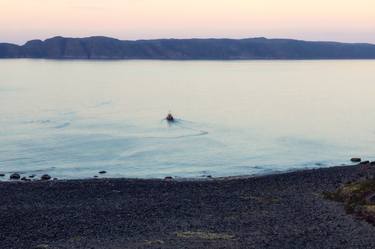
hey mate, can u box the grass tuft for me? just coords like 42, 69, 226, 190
176, 231, 235, 240
324, 179, 375, 222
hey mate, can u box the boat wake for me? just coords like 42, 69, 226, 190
144, 119, 209, 139
172, 120, 209, 138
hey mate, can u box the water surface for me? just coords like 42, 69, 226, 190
1, 59, 375, 179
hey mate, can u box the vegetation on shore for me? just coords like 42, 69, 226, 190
176, 231, 235, 240
324, 166, 375, 224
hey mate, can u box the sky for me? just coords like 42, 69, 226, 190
1, 0, 375, 44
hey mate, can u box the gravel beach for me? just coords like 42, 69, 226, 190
1, 164, 375, 249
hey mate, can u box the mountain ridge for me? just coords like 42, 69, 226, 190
1, 36, 375, 59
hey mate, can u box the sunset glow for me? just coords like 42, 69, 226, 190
1, 0, 375, 44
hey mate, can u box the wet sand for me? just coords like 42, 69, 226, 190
1, 164, 375, 249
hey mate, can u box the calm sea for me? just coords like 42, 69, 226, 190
1, 59, 375, 179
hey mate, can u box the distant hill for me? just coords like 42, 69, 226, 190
1, 36, 375, 59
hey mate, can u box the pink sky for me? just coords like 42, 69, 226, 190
1, 0, 375, 44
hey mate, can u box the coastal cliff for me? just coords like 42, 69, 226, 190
1, 36, 375, 59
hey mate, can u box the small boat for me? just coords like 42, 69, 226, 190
166, 113, 175, 122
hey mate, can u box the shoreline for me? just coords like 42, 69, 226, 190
2, 164, 375, 249
0, 163, 357, 183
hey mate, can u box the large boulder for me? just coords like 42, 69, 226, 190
351, 158, 361, 163
164, 176, 173, 181
10, 173, 20, 180
41, 174, 51, 181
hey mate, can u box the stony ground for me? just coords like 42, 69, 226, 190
1, 165, 375, 249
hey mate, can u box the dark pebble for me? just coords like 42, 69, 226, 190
41, 174, 51, 181
29, 175, 35, 178
0, 173, 5, 177
9, 173, 21, 180
351, 158, 361, 162
164, 176, 173, 181
366, 193, 375, 204
99, 171, 107, 174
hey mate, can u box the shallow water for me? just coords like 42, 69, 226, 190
1, 59, 375, 179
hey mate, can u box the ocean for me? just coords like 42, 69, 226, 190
1, 59, 375, 179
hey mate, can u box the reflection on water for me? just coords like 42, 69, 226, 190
1, 59, 375, 179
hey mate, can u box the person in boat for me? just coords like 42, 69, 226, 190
166, 113, 175, 122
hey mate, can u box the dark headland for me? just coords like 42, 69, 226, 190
2, 164, 375, 249
1, 36, 375, 59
